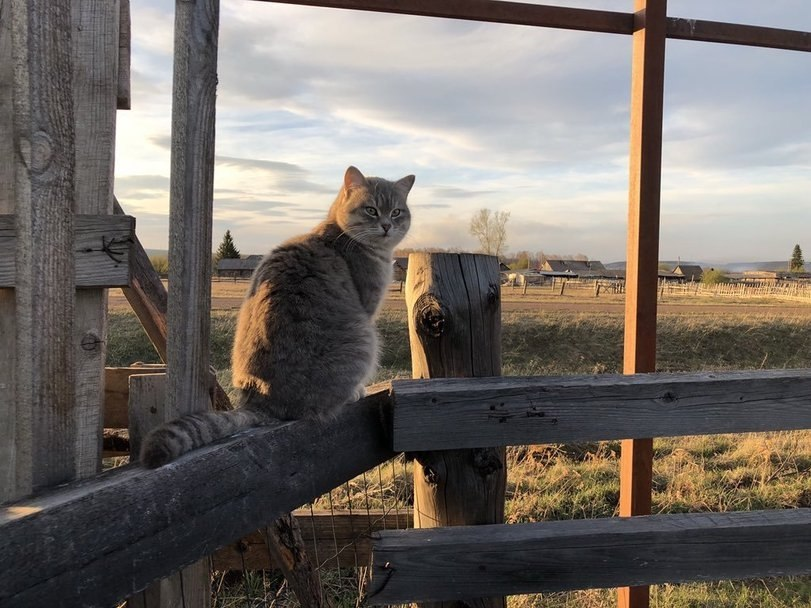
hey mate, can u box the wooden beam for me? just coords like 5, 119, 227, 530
366, 508, 811, 604
667, 17, 811, 53
167, 0, 218, 416
621, 1, 667, 605
0, 390, 395, 608
261, 0, 634, 35
114, 199, 169, 363
211, 510, 411, 570
71, 0, 120, 477
0, 0, 17, 503
117, 0, 131, 110
113, 199, 232, 411
0, 214, 134, 288
260, 0, 811, 52
390, 369, 811, 451
10, 0, 78, 492
163, 0, 221, 602
406, 253, 506, 608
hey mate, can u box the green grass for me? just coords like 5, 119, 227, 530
107, 307, 811, 607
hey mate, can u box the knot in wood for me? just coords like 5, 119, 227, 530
472, 448, 503, 477
28, 130, 55, 177
422, 464, 439, 485
487, 283, 500, 307
414, 293, 446, 338
659, 390, 677, 404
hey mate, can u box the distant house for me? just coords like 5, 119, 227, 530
672, 264, 703, 282
539, 258, 608, 278
217, 255, 262, 278
392, 257, 409, 282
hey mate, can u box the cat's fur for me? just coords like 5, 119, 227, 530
140, 166, 414, 468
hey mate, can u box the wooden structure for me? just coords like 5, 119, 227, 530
406, 253, 506, 608
1, 1, 810, 607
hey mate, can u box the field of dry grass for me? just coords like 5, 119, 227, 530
106, 289, 811, 607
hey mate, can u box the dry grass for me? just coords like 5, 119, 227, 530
106, 299, 811, 607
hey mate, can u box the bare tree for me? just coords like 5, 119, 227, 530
469, 208, 510, 258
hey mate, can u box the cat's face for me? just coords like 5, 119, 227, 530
334, 166, 414, 252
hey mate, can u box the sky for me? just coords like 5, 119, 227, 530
115, 0, 811, 265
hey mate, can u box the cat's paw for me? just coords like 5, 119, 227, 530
350, 385, 367, 402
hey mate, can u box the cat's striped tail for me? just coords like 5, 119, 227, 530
140, 408, 271, 469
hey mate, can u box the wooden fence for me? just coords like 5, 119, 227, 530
1, 1, 810, 608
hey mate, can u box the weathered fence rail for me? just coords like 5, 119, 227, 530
367, 508, 811, 603
390, 369, 811, 451
3, 367, 811, 606
0, 391, 394, 608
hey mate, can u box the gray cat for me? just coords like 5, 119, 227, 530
140, 166, 414, 468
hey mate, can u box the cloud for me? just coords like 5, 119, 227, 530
115, 0, 811, 261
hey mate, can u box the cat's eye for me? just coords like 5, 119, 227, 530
365, 206, 378, 216
391, 209, 401, 218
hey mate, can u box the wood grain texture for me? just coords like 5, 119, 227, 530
621, 1, 667, 603
264, 513, 333, 608
367, 508, 811, 603
11, 0, 77, 492
68, 0, 117, 476
117, 0, 131, 109
0, 214, 133, 287
391, 369, 811, 450
163, 1, 220, 603
0, 0, 17, 503
125, 373, 202, 608
406, 253, 505, 608
0, 390, 395, 608
105, 366, 166, 428
211, 510, 411, 571
167, 0, 219, 417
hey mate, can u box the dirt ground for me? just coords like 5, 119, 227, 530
108, 279, 811, 317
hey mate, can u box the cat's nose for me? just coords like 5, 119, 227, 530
381, 223, 391, 234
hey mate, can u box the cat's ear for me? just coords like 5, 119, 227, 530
344, 166, 367, 191
395, 174, 415, 195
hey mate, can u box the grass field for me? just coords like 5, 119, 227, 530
107, 300, 811, 607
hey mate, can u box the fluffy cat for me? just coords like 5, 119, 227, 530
140, 166, 414, 468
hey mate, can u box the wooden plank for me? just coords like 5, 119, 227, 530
0, 389, 395, 608
167, 0, 219, 416
389, 369, 811, 451
11, 0, 78, 491
113, 200, 168, 361
163, 0, 221, 603
405, 253, 505, 608
621, 1, 667, 605
113, 199, 232, 411
104, 365, 166, 429
118, 0, 131, 110
0, 0, 17, 503
0, 214, 134, 288
260, 1, 811, 53
667, 17, 811, 53
211, 510, 411, 571
261, 0, 634, 35
126, 374, 195, 608
366, 508, 811, 604
71, 0, 120, 477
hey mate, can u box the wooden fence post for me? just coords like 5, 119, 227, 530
127, 374, 209, 608
6, 0, 77, 495
621, 1, 667, 607
405, 252, 506, 608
